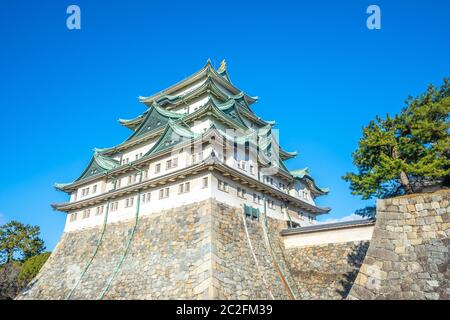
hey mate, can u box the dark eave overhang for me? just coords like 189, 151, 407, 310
52, 154, 330, 215
280, 219, 375, 236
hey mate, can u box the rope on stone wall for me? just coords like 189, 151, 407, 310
241, 211, 275, 300
260, 200, 297, 300
98, 191, 141, 300
65, 199, 111, 300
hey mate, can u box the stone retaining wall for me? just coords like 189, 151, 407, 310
285, 241, 369, 299
348, 190, 450, 300
17, 199, 294, 300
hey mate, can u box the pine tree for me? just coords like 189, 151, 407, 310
343, 79, 450, 200
0, 221, 45, 264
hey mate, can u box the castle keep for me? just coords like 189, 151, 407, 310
18, 62, 448, 300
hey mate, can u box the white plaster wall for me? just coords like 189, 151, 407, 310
119, 139, 158, 164
283, 225, 375, 249
64, 172, 213, 232
210, 173, 285, 221
71, 180, 106, 203
289, 180, 316, 206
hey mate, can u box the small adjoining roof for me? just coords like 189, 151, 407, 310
144, 120, 198, 156
280, 219, 375, 235
290, 167, 330, 195
125, 104, 184, 142
291, 167, 310, 179
55, 152, 120, 190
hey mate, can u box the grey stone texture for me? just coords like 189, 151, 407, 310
348, 190, 450, 300
17, 199, 295, 300
16, 190, 450, 300
285, 241, 369, 299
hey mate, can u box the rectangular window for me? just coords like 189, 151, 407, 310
245, 141, 250, 161
250, 165, 255, 175
237, 187, 246, 198
166, 159, 172, 170
125, 197, 134, 208
223, 143, 227, 162
159, 187, 170, 199
135, 154, 139, 160
92, 185, 97, 193
178, 182, 190, 194
95, 206, 103, 215
69, 213, 77, 222
218, 179, 228, 192
172, 157, 178, 168
202, 177, 209, 189
110, 201, 119, 212
81, 187, 90, 197
268, 200, 274, 209
128, 175, 132, 185
82, 209, 90, 219
155, 163, 161, 174
142, 192, 151, 203
253, 193, 258, 204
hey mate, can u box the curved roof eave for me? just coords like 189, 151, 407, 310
138, 60, 258, 106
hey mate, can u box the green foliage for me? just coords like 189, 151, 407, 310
354, 206, 376, 219
17, 252, 51, 287
343, 79, 450, 200
0, 221, 45, 264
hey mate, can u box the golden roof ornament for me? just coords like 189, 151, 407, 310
218, 59, 227, 73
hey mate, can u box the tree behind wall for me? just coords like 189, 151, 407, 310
343, 79, 450, 208
0, 221, 45, 264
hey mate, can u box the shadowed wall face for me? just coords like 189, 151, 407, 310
349, 190, 450, 300
285, 241, 369, 299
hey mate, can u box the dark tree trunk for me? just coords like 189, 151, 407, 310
400, 171, 414, 194
392, 145, 414, 194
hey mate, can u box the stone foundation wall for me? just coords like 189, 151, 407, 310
348, 190, 450, 300
285, 241, 369, 299
18, 199, 294, 300
210, 203, 296, 299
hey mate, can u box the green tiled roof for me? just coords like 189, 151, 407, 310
126, 104, 183, 142
145, 121, 198, 156
290, 167, 330, 194
56, 153, 120, 187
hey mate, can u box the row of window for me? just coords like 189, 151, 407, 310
80, 184, 97, 198
263, 176, 286, 192
237, 160, 255, 175
298, 211, 316, 222
121, 153, 144, 165
69, 178, 209, 222
217, 179, 278, 210
154, 157, 179, 174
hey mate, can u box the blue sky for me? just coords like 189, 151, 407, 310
1, 0, 449, 250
